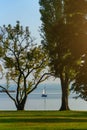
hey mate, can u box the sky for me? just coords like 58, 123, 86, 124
0, 0, 60, 84
0, 0, 41, 44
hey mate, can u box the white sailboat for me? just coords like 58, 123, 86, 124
41, 87, 47, 97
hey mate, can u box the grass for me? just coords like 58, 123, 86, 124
0, 111, 86, 129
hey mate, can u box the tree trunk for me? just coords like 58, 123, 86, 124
59, 74, 70, 111
16, 96, 27, 110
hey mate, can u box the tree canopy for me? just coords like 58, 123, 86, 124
0, 21, 49, 110
39, 0, 87, 110
72, 55, 87, 101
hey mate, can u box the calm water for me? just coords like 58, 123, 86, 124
0, 83, 87, 111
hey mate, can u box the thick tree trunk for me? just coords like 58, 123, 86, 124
59, 74, 70, 111
17, 104, 25, 110
16, 96, 27, 110
59, 84, 70, 111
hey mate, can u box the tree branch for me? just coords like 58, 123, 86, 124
0, 85, 16, 104
27, 72, 52, 94
25, 58, 47, 79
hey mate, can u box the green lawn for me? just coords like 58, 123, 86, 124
0, 111, 87, 130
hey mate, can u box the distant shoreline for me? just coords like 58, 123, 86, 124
0, 90, 15, 93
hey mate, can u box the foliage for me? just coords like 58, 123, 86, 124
39, 0, 87, 110
0, 64, 3, 79
0, 21, 49, 110
72, 55, 87, 101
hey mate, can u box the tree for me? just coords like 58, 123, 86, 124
0, 41, 4, 79
39, 0, 87, 110
0, 21, 49, 110
71, 55, 87, 101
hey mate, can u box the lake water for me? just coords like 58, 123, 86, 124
0, 83, 87, 111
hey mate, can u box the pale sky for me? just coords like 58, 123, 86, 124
0, 0, 41, 44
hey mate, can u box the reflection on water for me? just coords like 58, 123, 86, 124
0, 83, 87, 110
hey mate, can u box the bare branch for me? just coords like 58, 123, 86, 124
27, 72, 52, 94
0, 85, 16, 104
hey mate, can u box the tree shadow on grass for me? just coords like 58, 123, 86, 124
64, 129, 87, 130
0, 117, 87, 123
